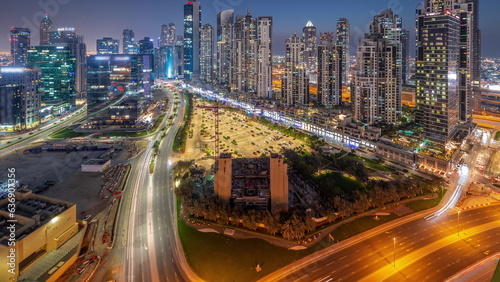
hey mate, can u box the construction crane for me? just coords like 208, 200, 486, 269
196, 104, 237, 157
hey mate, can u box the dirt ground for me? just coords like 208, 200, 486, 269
0, 141, 131, 219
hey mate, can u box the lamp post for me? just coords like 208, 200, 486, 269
393, 237, 396, 267
457, 210, 461, 236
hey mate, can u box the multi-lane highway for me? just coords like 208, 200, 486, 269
92, 87, 196, 282
261, 204, 500, 282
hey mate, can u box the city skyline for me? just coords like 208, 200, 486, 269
1, 0, 499, 57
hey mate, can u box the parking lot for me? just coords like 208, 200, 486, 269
190, 102, 308, 159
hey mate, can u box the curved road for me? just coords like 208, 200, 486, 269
261, 204, 500, 282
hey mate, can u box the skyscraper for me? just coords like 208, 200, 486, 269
27, 45, 77, 104
10, 28, 30, 67
317, 32, 343, 107
138, 37, 154, 54
40, 14, 53, 45
167, 23, 176, 46
303, 21, 317, 74
0, 67, 41, 131
123, 29, 138, 54
183, 0, 201, 80
400, 29, 410, 85
42, 27, 87, 101
216, 9, 234, 86
200, 24, 214, 83
353, 9, 402, 124
416, 3, 460, 143
97, 37, 119, 54
452, 0, 481, 122
336, 18, 350, 85
230, 12, 258, 93
257, 16, 273, 98
282, 34, 309, 106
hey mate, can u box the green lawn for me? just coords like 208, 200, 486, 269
314, 172, 365, 196
345, 155, 395, 172
49, 127, 85, 138
494, 131, 500, 141
406, 192, 444, 212
492, 259, 500, 282
329, 214, 400, 242
178, 206, 320, 282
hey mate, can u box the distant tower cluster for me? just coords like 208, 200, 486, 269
353, 9, 402, 125
213, 10, 273, 98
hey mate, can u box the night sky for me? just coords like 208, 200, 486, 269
1, 0, 499, 57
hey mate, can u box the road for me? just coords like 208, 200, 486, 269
262, 129, 499, 282
0, 93, 129, 154
92, 87, 195, 282
261, 204, 500, 282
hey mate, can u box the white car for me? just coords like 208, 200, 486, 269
83, 215, 92, 221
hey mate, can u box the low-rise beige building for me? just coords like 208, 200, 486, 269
0, 189, 78, 281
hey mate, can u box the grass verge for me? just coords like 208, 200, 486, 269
406, 192, 443, 212
329, 214, 400, 242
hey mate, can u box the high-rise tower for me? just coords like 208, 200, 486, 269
282, 34, 309, 106
336, 18, 350, 85
10, 28, 31, 67
416, 5, 460, 143
200, 24, 214, 83
257, 16, 273, 98
303, 21, 317, 74
317, 32, 343, 107
216, 9, 234, 86
123, 29, 138, 54
40, 14, 53, 45
353, 9, 402, 124
183, 0, 201, 80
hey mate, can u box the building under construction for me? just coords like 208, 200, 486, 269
214, 153, 289, 213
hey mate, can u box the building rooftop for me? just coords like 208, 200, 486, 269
82, 158, 109, 165
0, 189, 74, 246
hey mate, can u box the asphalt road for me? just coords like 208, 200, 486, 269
270, 204, 500, 282
90, 87, 190, 282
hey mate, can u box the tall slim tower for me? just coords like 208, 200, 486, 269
230, 12, 258, 93
336, 18, 350, 85
183, 0, 201, 80
160, 24, 169, 47
400, 28, 410, 85
282, 34, 309, 106
317, 32, 343, 107
216, 9, 234, 86
123, 29, 138, 54
452, 0, 480, 123
167, 23, 176, 46
353, 9, 402, 124
40, 14, 53, 45
303, 21, 317, 74
10, 28, 31, 67
416, 5, 460, 143
257, 16, 273, 98
200, 24, 214, 83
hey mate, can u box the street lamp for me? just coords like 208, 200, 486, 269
393, 237, 396, 267
457, 210, 461, 236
